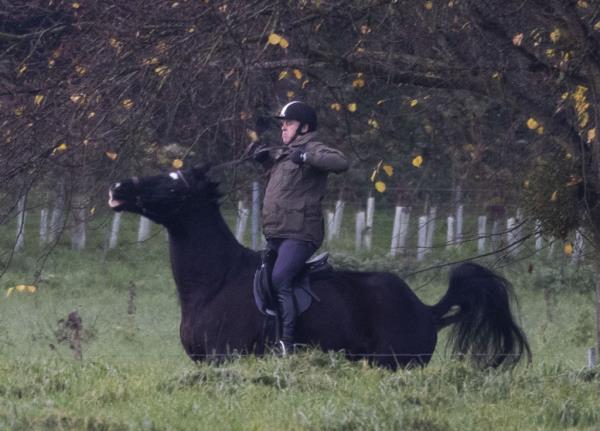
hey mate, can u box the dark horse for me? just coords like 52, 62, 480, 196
108, 166, 530, 369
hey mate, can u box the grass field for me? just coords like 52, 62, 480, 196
1, 211, 599, 430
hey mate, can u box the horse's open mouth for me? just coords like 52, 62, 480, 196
108, 190, 127, 210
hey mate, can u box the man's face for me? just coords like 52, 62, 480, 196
281, 119, 301, 145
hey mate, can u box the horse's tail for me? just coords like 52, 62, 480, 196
429, 262, 531, 368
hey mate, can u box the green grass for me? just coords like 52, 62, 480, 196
1, 211, 599, 429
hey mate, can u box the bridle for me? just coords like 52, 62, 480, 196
131, 170, 192, 221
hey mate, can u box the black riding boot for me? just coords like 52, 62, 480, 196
276, 289, 296, 356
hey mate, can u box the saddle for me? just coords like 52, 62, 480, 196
253, 250, 333, 317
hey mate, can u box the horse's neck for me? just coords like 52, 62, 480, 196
166, 206, 252, 302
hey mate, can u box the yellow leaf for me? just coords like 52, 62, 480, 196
368, 118, 379, 129
594, 21, 600, 31
286, 90, 295, 99
375, 181, 386, 193
412, 155, 423, 168
577, 0, 589, 8
526, 118, 539, 129
491, 72, 501, 80
565, 152, 573, 160
512, 33, 524, 46
564, 242, 574, 255
561, 92, 569, 100
292, 69, 302, 80
587, 128, 596, 143
75, 65, 87, 76
279, 37, 289, 49
72, 2, 80, 9
352, 78, 365, 88
550, 190, 558, 202
239, 111, 251, 120
142, 57, 160, 66
268, 33, 282, 45
121, 98, 134, 110
154, 65, 170, 77
579, 111, 589, 128
278, 70, 288, 80
347, 103, 357, 112
88, 111, 96, 119
90, 206, 96, 215
247, 129, 259, 142
409, 99, 418, 107
52, 143, 68, 156
6, 287, 14, 297
550, 28, 561, 43
70, 94, 84, 104
18, 63, 27, 75
545, 48, 555, 58
382, 164, 394, 177
523, 180, 530, 189
424, 1, 433, 10
172, 159, 183, 169
536, 126, 544, 135
330, 103, 342, 111
106, 151, 118, 161
14, 106, 24, 117
187, 26, 196, 33
34, 95, 44, 106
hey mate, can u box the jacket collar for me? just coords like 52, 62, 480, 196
274, 131, 317, 160
289, 131, 317, 148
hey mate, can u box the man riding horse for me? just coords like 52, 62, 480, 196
253, 101, 349, 355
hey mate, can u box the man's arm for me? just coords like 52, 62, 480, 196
303, 142, 349, 173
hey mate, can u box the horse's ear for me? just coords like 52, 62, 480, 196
192, 164, 211, 180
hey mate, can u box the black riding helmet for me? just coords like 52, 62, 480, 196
274, 101, 317, 134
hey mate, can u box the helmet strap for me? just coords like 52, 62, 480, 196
297, 123, 309, 136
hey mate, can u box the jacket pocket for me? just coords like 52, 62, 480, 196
276, 199, 305, 233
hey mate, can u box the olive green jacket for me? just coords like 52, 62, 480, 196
261, 131, 349, 247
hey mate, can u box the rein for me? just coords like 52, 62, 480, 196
210, 145, 287, 171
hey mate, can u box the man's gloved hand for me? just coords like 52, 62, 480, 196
253, 147, 270, 163
289, 148, 306, 165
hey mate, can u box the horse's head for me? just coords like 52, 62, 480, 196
108, 165, 219, 225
